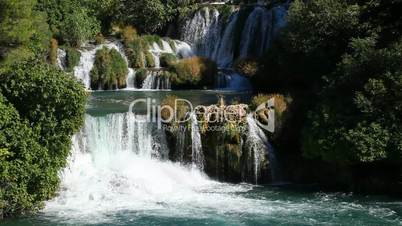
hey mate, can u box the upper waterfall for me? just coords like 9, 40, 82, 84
180, 3, 289, 68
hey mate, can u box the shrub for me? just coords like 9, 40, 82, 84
160, 53, 177, 67
90, 47, 129, 90
119, 0, 168, 33
65, 47, 81, 72
144, 51, 155, 68
49, 38, 58, 65
0, 61, 87, 217
122, 26, 138, 45
170, 57, 217, 88
125, 38, 146, 68
60, 7, 101, 47
234, 57, 259, 77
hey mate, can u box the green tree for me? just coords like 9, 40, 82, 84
36, 0, 100, 46
119, 0, 167, 33
0, 61, 87, 217
303, 38, 402, 163
0, 0, 50, 64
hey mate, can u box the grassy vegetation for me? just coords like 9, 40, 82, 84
90, 47, 128, 90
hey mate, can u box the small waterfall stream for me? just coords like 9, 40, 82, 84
191, 112, 204, 170
246, 113, 279, 183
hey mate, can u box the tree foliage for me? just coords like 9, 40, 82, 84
0, 0, 50, 64
0, 61, 87, 217
255, 0, 402, 167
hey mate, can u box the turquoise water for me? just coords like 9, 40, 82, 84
2, 91, 402, 226
3, 186, 402, 225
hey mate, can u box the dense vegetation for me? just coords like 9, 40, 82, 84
253, 0, 402, 191
0, 0, 87, 218
90, 47, 128, 90
169, 57, 218, 89
1, 0, 402, 218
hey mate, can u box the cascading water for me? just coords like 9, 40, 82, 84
57, 49, 66, 70
141, 71, 171, 90
217, 69, 253, 91
191, 112, 204, 170
69, 39, 192, 91
181, 7, 221, 58
180, 3, 289, 68
73, 41, 130, 90
126, 68, 136, 89
246, 113, 276, 183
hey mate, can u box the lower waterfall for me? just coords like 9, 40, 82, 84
43, 113, 265, 223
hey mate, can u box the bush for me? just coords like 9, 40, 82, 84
119, 0, 168, 33
160, 53, 177, 67
65, 47, 81, 72
144, 51, 155, 68
49, 38, 58, 65
122, 26, 138, 45
61, 8, 101, 47
0, 61, 87, 217
170, 57, 217, 88
234, 58, 259, 77
125, 38, 146, 68
90, 47, 129, 90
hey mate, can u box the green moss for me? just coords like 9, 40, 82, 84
90, 47, 128, 90
144, 51, 155, 68
160, 53, 177, 67
65, 47, 81, 72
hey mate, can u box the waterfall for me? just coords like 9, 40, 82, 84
217, 69, 253, 91
246, 113, 276, 183
181, 7, 222, 58
191, 112, 204, 170
239, 7, 273, 58
176, 124, 187, 162
74, 41, 130, 90
141, 71, 171, 90
180, 3, 288, 68
71, 39, 190, 90
45, 113, 218, 218
57, 48, 66, 70
126, 68, 136, 89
